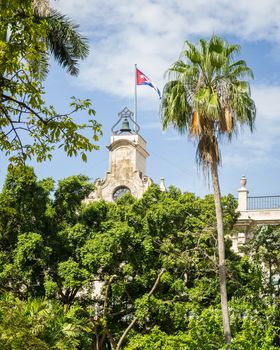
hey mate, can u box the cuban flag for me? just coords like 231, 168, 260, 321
136, 68, 161, 99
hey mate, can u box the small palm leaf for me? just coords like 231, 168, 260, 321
209, 51, 225, 69
209, 36, 225, 54
207, 92, 219, 119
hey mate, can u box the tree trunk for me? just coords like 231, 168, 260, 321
211, 162, 232, 348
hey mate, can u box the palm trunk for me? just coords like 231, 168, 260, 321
211, 162, 231, 348
33, 0, 50, 16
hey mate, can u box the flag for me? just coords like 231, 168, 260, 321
136, 68, 161, 99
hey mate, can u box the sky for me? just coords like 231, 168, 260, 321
2, 0, 280, 198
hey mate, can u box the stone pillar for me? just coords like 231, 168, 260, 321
159, 177, 167, 192
237, 175, 249, 212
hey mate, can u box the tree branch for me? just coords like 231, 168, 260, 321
103, 274, 117, 316
116, 268, 165, 350
3, 109, 26, 159
2, 94, 47, 124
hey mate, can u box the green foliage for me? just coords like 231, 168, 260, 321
0, 295, 92, 350
125, 304, 280, 350
230, 298, 280, 349
0, 166, 279, 348
54, 175, 94, 226
125, 308, 224, 349
0, 0, 102, 164
244, 225, 280, 301
125, 327, 190, 350
57, 258, 90, 289
0, 166, 52, 244
0, 166, 94, 300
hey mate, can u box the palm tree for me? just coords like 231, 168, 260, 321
161, 35, 256, 347
33, 0, 89, 78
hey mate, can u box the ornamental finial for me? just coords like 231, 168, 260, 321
111, 107, 140, 134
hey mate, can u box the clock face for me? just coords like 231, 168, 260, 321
113, 186, 131, 201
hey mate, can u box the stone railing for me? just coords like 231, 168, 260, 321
236, 176, 280, 223
237, 176, 280, 212
233, 176, 280, 253
247, 195, 280, 210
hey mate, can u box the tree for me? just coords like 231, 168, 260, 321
160, 35, 256, 347
0, 166, 53, 297
0, 166, 94, 299
245, 225, 280, 301
0, 0, 101, 164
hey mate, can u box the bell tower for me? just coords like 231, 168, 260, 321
87, 107, 153, 202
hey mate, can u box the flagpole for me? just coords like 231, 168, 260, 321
134, 63, 137, 130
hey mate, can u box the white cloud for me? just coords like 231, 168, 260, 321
51, 0, 280, 100
50, 0, 280, 180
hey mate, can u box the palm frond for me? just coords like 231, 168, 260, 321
199, 38, 209, 57
161, 80, 192, 134
225, 43, 241, 58
42, 9, 89, 76
29, 51, 50, 80
209, 51, 226, 69
209, 35, 226, 54
228, 59, 247, 69
229, 65, 254, 80
167, 60, 188, 79
183, 41, 202, 65
207, 92, 220, 119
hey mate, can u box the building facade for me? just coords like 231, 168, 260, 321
232, 176, 280, 252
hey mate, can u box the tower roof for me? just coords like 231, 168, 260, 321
111, 107, 140, 135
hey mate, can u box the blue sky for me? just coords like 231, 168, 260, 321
2, 0, 280, 198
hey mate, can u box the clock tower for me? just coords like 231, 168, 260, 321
86, 107, 153, 202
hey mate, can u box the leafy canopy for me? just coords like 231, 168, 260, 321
0, 166, 279, 348
0, 0, 102, 164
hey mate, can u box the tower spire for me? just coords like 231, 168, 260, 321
111, 107, 140, 134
